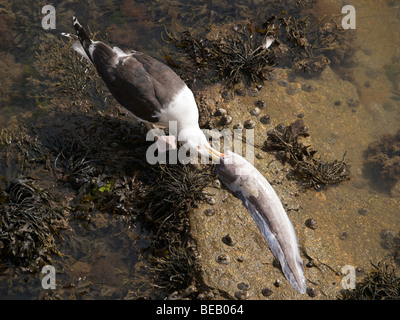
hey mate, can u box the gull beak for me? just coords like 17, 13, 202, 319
205, 145, 224, 161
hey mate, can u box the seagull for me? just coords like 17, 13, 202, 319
62, 17, 222, 160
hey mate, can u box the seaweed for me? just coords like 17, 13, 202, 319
363, 130, 400, 193
264, 119, 315, 165
164, 24, 275, 88
139, 162, 213, 229
264, 119, 350, 189
0, 175, 68, 273
28, 34, 117, 111
341, 262, 400, 300
260, 12, 356, 77
292, 154, 350, 189
164, 9, 356, 87
134, 162, 213, 297
148, 239, 200, 295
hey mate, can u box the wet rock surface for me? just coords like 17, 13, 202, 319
188, 65, 400, 300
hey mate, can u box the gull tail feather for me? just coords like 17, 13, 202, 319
72, 16, 94, 64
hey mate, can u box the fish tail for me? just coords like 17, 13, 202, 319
265, 228, 306, 294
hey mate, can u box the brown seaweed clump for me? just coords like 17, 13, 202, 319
341, 262, 400, 300
0, 130, 69, 275
264, 119, 315, 165
29, 36, 117, 111
363, 130, 400, 193
259, 12, 356, 78
137, 162, 213, 297
164, 24, 275, 88
0, 176, 68, 273
139, 163, 212, 224
264, 119, 350, 189
164, 10, 356, 87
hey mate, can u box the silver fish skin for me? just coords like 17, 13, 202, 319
214, 151, 306, 294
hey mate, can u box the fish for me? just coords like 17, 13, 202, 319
214, 151, 306, 294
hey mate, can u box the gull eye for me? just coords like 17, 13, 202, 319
197, 146, 200, 150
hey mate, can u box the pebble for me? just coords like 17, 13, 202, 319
273, 279, 281, 287
275, 123, 286, 133
215, 253, 230, 265
297, 113, 304, 118
244, 119, 256, 129
305, 218, 318, 230
286, 85, 298, 95
261, 287, 273, 297
214, 108, 227, 116
250, 107, 261, 116
260, 115, 271, 124
197, 293, 205, 299
204, 208, 215, 216
233, 123, 243, 130
254, 100, 266, 108
346, 98, 359, 108
334, 100, 342, 106
206, 292, 215, 299
207, 197, 216, 205
306, 260, 315, 268
222, 234, 235, 246
356, 267, 365, 276
306, 287, 317, 298
255, 152, 264, 159
221, 90, 233, 100
365, 67, 380, 79
237, 282, 251, 290
220, 115, 232, 125
358, 208, 370, 216
301, 83, 313, 92
339, 231, 348, 240
268, 73, 278, 81
235, 88, 246, 96
247, 88, 260, 97
234, 290, 249, 300
364, 81, 371, 88
272, 259, 281, 269
277, 79, 289, 87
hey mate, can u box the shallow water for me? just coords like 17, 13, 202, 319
0, 0, 399, 299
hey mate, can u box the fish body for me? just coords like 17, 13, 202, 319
214, 151, 306, 294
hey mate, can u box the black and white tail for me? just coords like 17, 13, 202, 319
62, 17, 93, 64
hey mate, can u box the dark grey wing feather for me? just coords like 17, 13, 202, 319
91, 43, 185, 123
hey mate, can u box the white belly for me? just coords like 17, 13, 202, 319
155, 85, 199, 132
